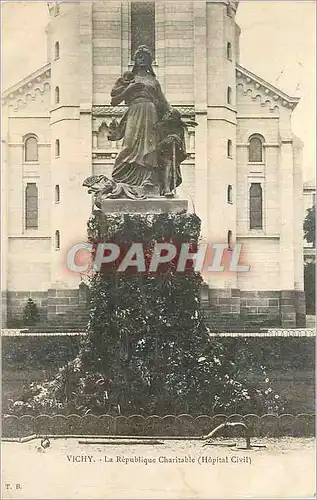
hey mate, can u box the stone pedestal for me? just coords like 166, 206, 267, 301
100, 197, 188, 214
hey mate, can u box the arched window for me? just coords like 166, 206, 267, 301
97, 122, 112, 149
227, 185, 233, 204
249, 183, 263, 229
227, 42, 232, 60
54, 41, 60, 59
227, 230, 233, 250
55, 86, 60, 104
227, 86, 232, 105
24, 136, 38, 162
227, 139, 232, 158
55, 139, 60, 158
25, 183, 38, 229
55, 230, 60, 250
55, 185, 60, 203
249, 135, 264, 163
131, 1, 155, 60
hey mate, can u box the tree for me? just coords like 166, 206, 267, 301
303, 206, 316, 315
304, 262, 315, 314
303, 206, 315, 246
23, 298, 39, 326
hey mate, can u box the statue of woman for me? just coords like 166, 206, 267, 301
109, 45, 171, 189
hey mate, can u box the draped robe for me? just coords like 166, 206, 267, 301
110, 73, 170, 186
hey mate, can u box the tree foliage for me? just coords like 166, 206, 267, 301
304, 261, 316, 314
303, 206, 315, 245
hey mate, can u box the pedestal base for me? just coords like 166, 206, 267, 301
100, 197, 188, 214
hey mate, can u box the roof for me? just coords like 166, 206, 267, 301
2, 60, 300, 111
2, 63, 51, 102
236, 64, 300, 110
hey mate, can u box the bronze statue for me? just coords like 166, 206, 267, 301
109, 45, 170, 190
84, 45, 196, 201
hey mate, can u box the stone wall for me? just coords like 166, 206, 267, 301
7, 291, 48, 322
281, 290, 306, 328
6, 285, 305, 328
47, 285, 89, 322
240, 291, 280, 322
2, 291, 8, 326
202, 288, 240, 318
201, 288, 306, 327
6, 284, 89, 326
295, 290, 307, 327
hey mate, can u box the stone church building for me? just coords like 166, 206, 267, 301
1, 1, 305, 327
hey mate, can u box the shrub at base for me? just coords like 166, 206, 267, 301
9, 213, 283, 416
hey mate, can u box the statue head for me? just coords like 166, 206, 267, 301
132, 45, 156, 76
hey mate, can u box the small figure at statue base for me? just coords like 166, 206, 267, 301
157, 108, 197, 198
82, 175, 146, 202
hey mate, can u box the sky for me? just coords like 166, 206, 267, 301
1, 0, 316, 181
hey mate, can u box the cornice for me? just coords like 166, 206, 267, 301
2, 63, 51, 104
303, 180, 316, 191
236, 64, 300, 111
2, 62, 299, 114
92, 151, 196, 161
47, 1, 62, 17
207, 0, 239, 13
92, 105, 128, 117
92, 105, 196, 118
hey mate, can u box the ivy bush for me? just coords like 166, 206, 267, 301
8, 212, 284, 417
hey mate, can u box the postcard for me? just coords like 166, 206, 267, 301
1, 1, 315, 498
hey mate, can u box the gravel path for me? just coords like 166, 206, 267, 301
1, 437, 315, 499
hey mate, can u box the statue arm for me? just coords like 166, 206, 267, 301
110, 82, 128, 105
111, 92, 126, 106
111, 84, 127, 97
110, 81, 144, 106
